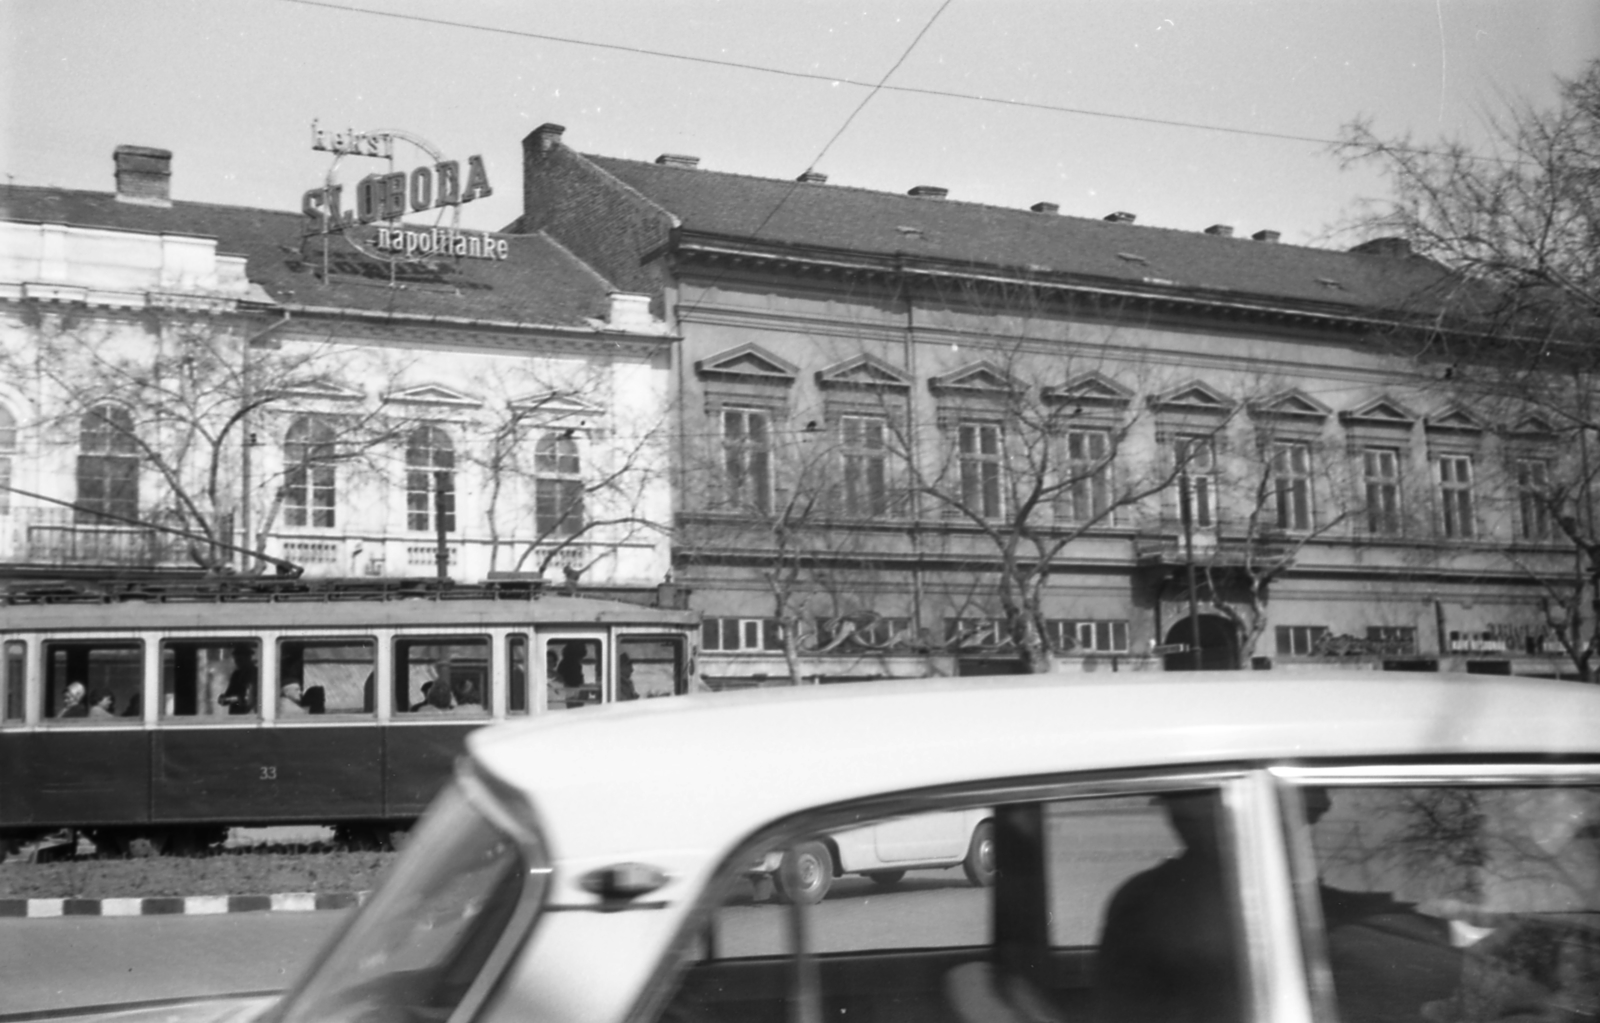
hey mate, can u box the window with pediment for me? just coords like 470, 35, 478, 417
817, 355, 912, 520
1251, 390, 1329, 533
931, 362, 1021, 522
284, 415, 338, 529
1426, 407, 1484, 541
76, 405, 140, 523
1340, 397, 1418, 538
406, 425, 456, 533
535, 433, 585, 536
1153, 383, 1233, 530
697, 344, 796, 517
1045, 373, 1132, 526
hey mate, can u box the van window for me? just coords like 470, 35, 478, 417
1293, 782, 1600, 1023
162, 640, 260, 719
43, 641, 141, 723
654, 786, 1246, 1023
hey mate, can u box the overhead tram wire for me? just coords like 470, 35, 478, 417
276, 0, 1497, 160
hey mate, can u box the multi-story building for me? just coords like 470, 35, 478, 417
0, 144, 678, 595
513, 123, 1581, 684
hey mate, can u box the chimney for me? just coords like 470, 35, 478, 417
1349, 236, 1412, 258
1104, 211, 1136, 224
655, 154, 700, 169
1251, 229, 1281, 243
796, 169, 829, 184
113, 145, 172, 206
908, 185, 948, 199
528, 123, 566, 153
1204, 224, 1234, 237
1030, 202, 1060, 214
607, 292, 655, 331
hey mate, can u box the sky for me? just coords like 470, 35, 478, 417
2, 0, 1598, 247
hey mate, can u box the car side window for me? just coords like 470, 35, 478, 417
1292, 782, 1600, 1023
651, 786, 1248, 1023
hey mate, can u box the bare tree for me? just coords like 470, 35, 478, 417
1338, 60, 1600, 678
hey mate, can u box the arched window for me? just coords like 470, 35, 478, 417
76, 405, 139, 523
0, 404, 14, 516
284, 416, 337, 528
535, 433, 584, 537
406, 425, 455, 533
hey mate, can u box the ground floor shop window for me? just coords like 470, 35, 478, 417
1276, 625, 1329, 657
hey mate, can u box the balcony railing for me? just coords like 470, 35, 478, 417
25, 522, 184, 566
1134, 517, 1298, 567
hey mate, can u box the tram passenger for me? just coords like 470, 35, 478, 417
219, 645, 257, 716
414, 682, 455, 715
453, 678, 481, 707
555, 641, 590, 708
302, 685, 326, 714
87, 689, 116, 718
122, 691, 142, 718
279, 681, 309, 717
618, 653, 639, 701
58, 681, 88, 718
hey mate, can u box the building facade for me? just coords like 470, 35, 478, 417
0, 145, 677, 595
513, 124, 1580, 685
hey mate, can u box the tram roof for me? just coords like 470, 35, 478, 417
0, 592, 698, 633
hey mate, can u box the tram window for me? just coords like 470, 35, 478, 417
43, 641, 141, 722
395, 636, 490, 716
507, 635, 529, 715
3, 641, 23, 722
617, 636, 684, 699
546, 638, 603, 710
161, 640, 260, 719
278, 639, 376, 717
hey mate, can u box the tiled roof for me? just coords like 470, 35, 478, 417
584, 155, 1453, 315
0, 186, 616, 328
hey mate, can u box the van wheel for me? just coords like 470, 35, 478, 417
866, 870, 906, 887
776, 842, 833, 905
963, 821, 996, 887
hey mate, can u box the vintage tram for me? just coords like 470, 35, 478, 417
0, 580, 700, 854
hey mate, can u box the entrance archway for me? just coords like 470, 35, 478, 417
1162, 615, 1238, 671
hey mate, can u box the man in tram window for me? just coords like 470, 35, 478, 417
58, 681, 88, 718
279, 681, 309, 716
219, 645, 257, 715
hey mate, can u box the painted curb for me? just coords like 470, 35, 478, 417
0, 891, 369, 918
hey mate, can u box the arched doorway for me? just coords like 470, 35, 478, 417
1162, 615, 1238, 671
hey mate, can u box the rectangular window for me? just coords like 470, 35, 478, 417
1271, 441, 1312, 531
840, 415, 891, 518
3, 641, 23, 721
394, 637, 490, 716
546, 638, 604, 710
507, 635, 528, 715
278, 638, 375, 717
1437, 455, 1474, 538
618, 635, 686, 699
722, 408, 772, 515
1048, 619, 1130, 653
1363, 447, 1402, 535
1176, 435, 1215, 528
1516, 458, 1552, 541
285, 461, 336, 528
1275, 625, 1328, 657
815, 616, 911, 651
162, 640, 259, 719
944, 617, 1008, 649
700, 618, 784, 653
1364, 626, 1418, 655
958, 422, 1004, 519
1063, 429, 1113, 523
43, 641, 142, 722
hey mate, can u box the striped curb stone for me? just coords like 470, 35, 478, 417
0, 891, 369, 918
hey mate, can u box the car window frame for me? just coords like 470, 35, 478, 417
627, 765, 1283, 1023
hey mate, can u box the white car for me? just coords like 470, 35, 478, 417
53, 671, 1600, 1023
763, 807, 995, 904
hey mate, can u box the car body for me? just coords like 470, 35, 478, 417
77, 671, 1600, 1023
761, 806, 995, 904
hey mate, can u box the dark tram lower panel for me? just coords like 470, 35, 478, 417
384, 723, 481, 819
153, 726, 384, 824
0, 731, 152, 829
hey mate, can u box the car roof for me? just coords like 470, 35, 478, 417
470, 671, 1600, 879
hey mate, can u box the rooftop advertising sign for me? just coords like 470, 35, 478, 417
301, 121, 506, 262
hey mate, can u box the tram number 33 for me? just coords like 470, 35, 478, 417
259, 766, 278, 781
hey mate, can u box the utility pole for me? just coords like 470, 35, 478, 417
1179, 464, 1202, 670
434, 468, 451, 581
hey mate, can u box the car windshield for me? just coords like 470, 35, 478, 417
269, 780, 543, 1023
